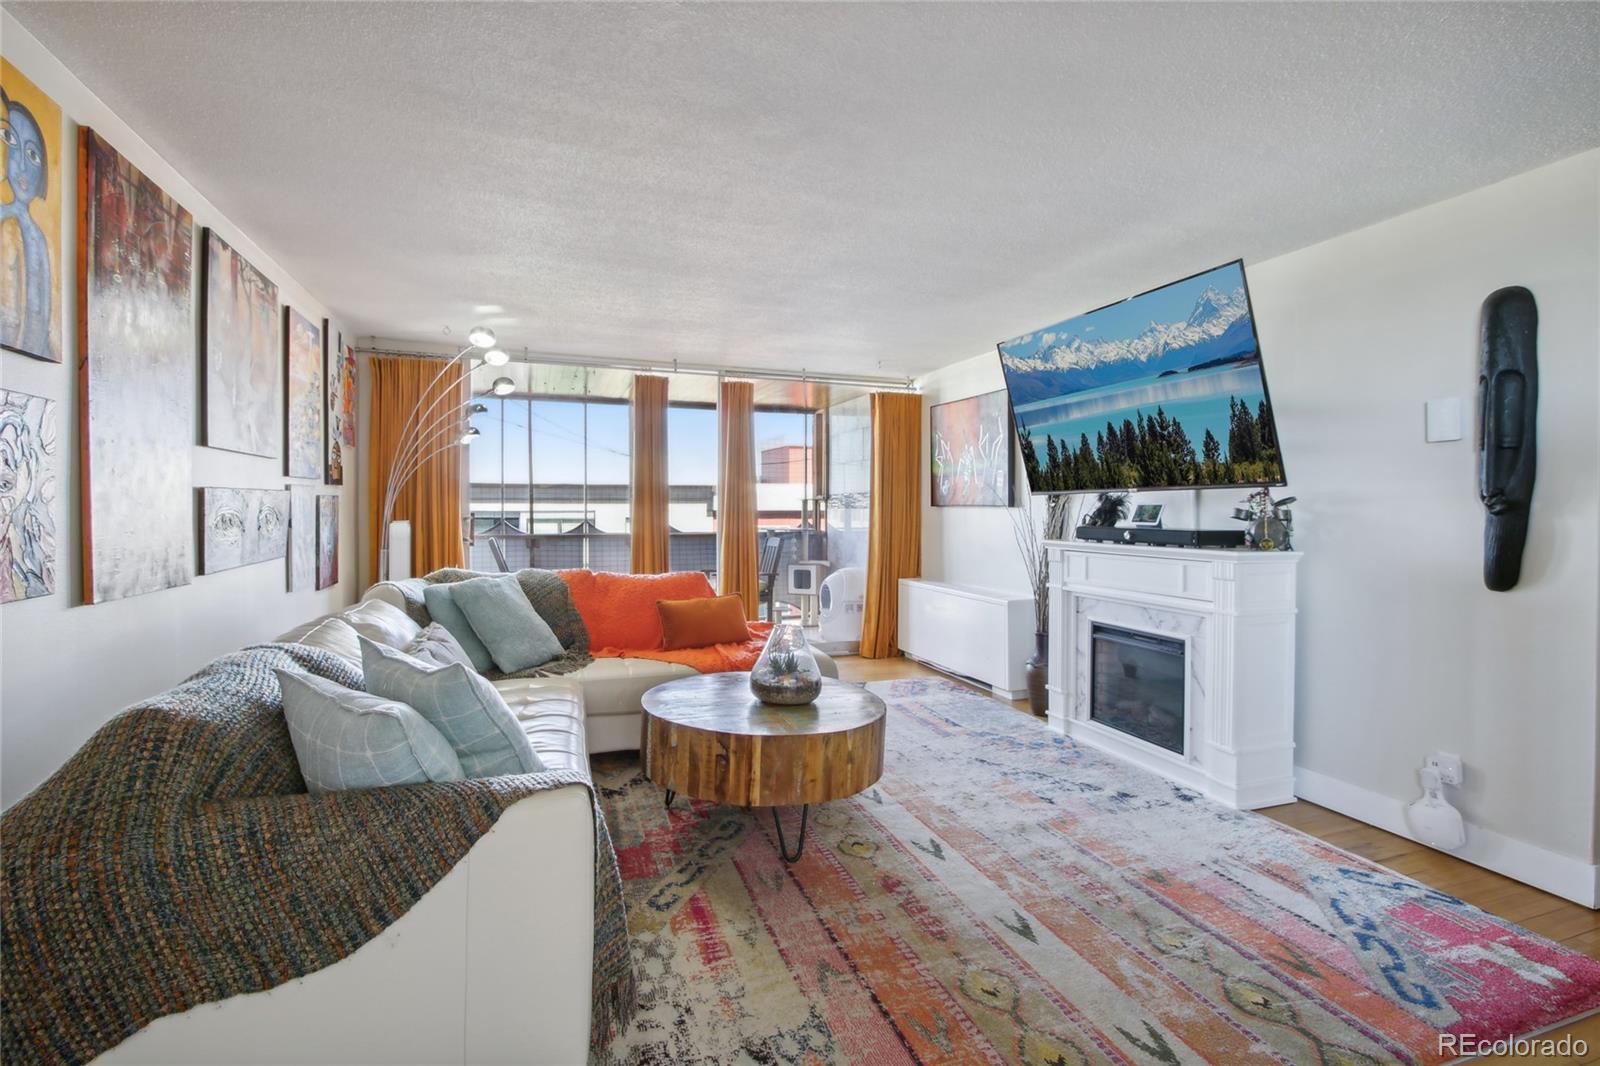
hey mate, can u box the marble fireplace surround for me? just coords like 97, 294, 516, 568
1074, 597, 1207, 760
1046, 540, 1301, 809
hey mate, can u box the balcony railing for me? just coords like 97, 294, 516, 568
468, 532, 718, 575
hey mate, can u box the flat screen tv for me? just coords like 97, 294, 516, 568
997, 259, 1286, 494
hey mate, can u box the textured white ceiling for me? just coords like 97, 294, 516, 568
11, 2, 1598, 377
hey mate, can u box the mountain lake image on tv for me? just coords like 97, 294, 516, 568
997, 260, 1286, 494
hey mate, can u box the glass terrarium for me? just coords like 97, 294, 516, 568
749, 623, 824, 706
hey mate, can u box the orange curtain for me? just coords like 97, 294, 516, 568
629, 375, 670, 573
366, 355, 467, 585
717, 379, 759, 619
860, 391, 922, 658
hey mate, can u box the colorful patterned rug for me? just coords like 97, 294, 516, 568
592, 677, 1600, 1065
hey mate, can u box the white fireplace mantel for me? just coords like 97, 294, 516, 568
1045, 539, 1300, 809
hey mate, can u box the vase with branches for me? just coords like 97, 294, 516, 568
1009, 495, 1070, 716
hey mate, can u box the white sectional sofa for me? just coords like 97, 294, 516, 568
362, 580, 839, 754
94, 583, 839, 1065
95, 597, 596, 1066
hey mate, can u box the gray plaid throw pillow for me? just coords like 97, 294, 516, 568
358, 637, 544, 778
274, 669, 463, 793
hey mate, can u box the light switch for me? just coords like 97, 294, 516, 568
1425, 397, 1463, 443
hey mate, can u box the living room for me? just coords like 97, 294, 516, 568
2, 4, 1597, 1065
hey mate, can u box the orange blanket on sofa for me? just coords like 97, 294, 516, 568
555, 570, 771, 672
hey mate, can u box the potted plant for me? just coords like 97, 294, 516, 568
1083, 491, 1129, 528
1009, 496, 1070, 717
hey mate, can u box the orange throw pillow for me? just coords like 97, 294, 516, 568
556, 569, 717, 650
658, 595, 752, 650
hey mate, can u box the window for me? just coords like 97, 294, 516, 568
667, 404, 717, 573
467, 370, 632, 573
466, 367, 859, 602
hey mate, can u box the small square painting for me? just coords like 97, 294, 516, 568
199, 487, 290, 574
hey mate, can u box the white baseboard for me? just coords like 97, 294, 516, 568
1294, 767, 1598, 909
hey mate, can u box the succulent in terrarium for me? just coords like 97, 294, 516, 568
750, 624, 823, 706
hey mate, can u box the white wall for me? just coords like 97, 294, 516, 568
918, 150, 1600, 893
0, 16, 359, 808
1251, 148, 1599, 890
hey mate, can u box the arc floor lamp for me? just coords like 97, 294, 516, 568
378, 326, 511, 582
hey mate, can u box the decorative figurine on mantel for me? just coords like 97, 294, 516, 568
1234, 489, 1296, 550
749, 623, 824, 705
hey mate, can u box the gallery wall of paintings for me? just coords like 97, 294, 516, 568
0, 41, 356, 617
2, 58, 355, 610
1, 23, 359, 805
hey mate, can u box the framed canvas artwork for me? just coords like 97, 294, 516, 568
78, 129, 193, 603
0, 389, 57, 601
198, 487, 290, 574
315, 494, 339, 590
201, 228, 278, 457
323, 323, 344, 484
930, 389, 1015, 507
341, 343, 356, 450
287, 484, 316, 592
283, 306, 323, 479
1, 60, 63, 363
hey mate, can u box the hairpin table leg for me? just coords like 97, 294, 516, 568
664, 789, 676, 809
771, 805, 809, 863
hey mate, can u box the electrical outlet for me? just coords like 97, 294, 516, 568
1426, 752, 1464, 787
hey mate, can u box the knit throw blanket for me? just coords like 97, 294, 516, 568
392, 567, 595, 679
0, 642, 635, 1065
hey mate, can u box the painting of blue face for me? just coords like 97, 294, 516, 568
0, 60, 63, 363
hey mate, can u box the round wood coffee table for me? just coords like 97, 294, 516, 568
641, 672, 886, 862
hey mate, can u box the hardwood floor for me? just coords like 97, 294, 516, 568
834, 653, 1600, 1064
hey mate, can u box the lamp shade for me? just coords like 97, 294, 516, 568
467, 326, 497, 348
483, 348, 509, 367
491, 376, 515, 396
460, 426, 481, 445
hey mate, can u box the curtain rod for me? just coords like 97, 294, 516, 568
355, 342, 921, 393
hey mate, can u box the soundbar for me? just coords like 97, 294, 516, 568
1074, 525, 1247, 549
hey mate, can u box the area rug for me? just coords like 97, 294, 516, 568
591, 677, 1600, 1065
